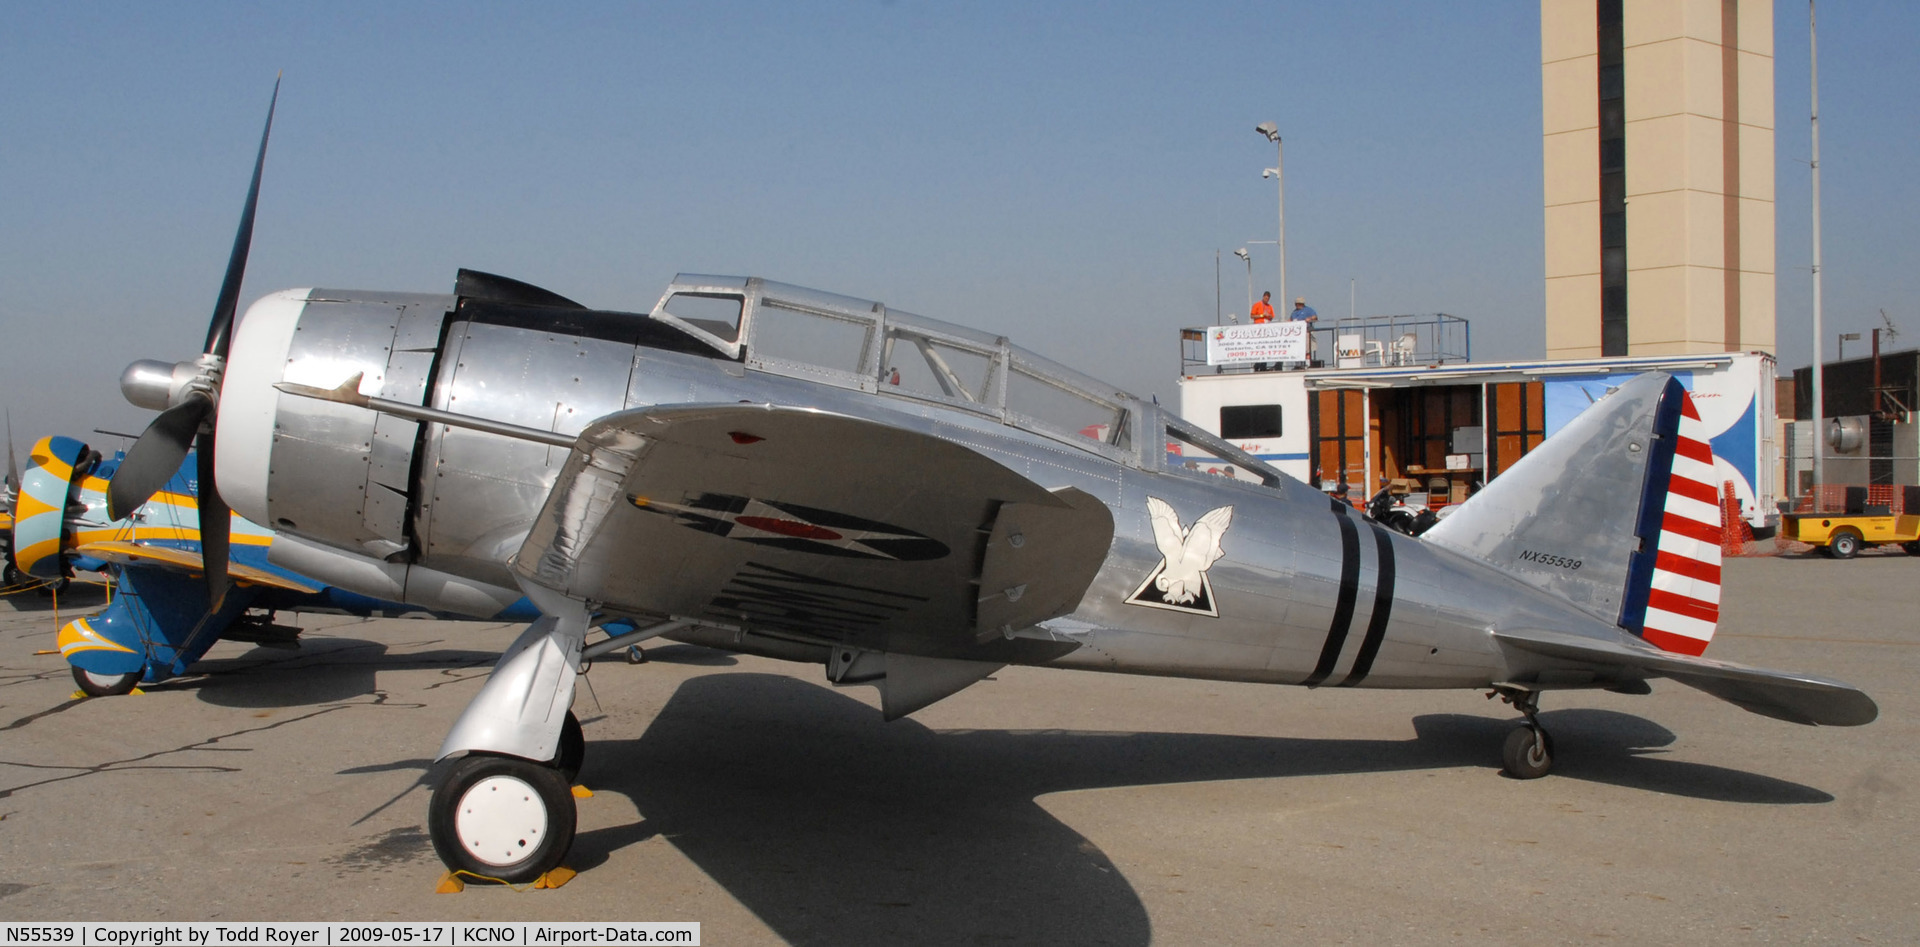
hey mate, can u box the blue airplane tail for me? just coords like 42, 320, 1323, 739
1421, 372, 1722, 655
14, 436, 98, 581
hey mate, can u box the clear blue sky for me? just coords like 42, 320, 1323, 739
3, 2, 1915, 455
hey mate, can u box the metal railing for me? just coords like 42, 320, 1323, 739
1181, 312, 1470, 376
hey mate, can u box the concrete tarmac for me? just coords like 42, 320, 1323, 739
1, 553, 1914, 944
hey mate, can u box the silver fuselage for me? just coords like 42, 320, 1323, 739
226, 283, 1626, 694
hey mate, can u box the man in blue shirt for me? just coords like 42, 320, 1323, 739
1290, 297, 1318, 367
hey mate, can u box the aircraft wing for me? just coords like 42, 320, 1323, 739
514, 404, 1116, 657
75, 540, 322, 594
1493, 626, 1877, 727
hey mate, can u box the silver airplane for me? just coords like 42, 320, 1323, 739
109, 87, 1875, 883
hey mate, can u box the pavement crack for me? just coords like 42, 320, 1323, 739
0, 704, 354, 799
1, 696, 87, 733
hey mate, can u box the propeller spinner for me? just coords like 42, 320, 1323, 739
109, 77, 280, 609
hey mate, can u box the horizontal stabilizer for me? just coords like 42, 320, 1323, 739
1493, 626, 1877, 727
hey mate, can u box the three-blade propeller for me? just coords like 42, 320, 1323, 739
107, 78, 279, 610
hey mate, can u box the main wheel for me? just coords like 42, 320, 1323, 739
1501, 725, 1554, 779
35, 575, 70, 597
1829, 530, 1861, 560
73, 666, 141, 697
3, 562, 21, 589
1902, 541, 1920, 557
551, 711, 585, 784
429, 754, 576, 884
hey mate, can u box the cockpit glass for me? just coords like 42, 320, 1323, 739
1006, 363, 1127, 447
752, 301, 875, 374
881, 327, 998, 406
1164, 417, 1280, 486
660, 293, 743, 343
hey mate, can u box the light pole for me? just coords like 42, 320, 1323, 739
1233, 248, 1252, 320
1216, 249, 1223, 324
1810, 0, 1825, 498
1256, 122, 1285, 307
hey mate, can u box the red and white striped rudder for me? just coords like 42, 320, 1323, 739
1638, 389, 1721, 656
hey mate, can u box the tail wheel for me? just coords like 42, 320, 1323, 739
73, 666, 142, 697
429, 754, 576, 884
1829, 529, 1862, 560
1501, 725, 1554, 779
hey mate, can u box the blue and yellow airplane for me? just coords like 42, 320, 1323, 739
14, 435, 542, 696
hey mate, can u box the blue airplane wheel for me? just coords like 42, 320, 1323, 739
429, 754, 576, 884
1502, 725, 1553, 779
72, 666, 141, 697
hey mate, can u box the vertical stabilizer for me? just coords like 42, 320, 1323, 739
1422, 373, 1720, 654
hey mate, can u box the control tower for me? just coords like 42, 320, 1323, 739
1542, 0, 1776, 359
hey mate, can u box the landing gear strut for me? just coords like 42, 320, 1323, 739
426, 597, 590, 883
1492, 687, 1553, 779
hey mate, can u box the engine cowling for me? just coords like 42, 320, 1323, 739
216, 288, 452, 563
212, 278, 659, 603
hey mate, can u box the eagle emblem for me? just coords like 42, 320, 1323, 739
1126, 497, 1232, 616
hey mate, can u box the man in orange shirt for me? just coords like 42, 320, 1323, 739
1249, 291, 1277, 370
1250, 291, 1275, 323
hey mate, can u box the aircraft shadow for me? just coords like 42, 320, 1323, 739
169, 638, 501, 708
569, 674, 1830, 947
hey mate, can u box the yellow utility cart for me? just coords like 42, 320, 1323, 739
1783, 512, 1920, 559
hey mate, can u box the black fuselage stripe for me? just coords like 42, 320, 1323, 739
1337, 522, 1398, 687
1303, 506, 1362, 687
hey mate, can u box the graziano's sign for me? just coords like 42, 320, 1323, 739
1206, 322, 1307, 365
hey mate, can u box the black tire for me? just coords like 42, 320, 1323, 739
1902, 541, 1920, 557
429, 754, 576, 884
1501, 725, 1553, 779
35, 574, 70, 597
1829, 530, 1861, 560
72, 666, 141, 697
551, 711, 585, 784
3, 562, 21, 589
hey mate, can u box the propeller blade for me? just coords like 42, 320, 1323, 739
196, 434, 231, 611
107, 396, 210, 520
204, 76, 280, 359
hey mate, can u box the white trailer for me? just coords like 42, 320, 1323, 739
1177, 351, 1779, 535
